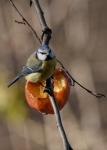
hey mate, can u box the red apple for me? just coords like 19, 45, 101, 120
25, 69, 71, 114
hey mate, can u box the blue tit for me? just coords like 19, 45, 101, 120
8, 45, 56, 87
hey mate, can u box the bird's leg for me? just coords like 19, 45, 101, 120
44, 77, 53, 94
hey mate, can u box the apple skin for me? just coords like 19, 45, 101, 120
25, 69, 71, 114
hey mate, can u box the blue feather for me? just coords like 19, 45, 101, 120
8, 74, 23, 87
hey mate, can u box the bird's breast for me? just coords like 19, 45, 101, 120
25, 58, 56, 82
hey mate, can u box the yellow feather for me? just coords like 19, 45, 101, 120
25, 58, 56, 82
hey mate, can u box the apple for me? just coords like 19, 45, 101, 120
25, 69, 71, 114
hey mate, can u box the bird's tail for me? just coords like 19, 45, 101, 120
8, 74, 23, 87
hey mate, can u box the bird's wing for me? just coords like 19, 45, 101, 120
8, 74, 23, 87
21, 52, 43, 75
21, 61, 42, 75
8, 60, 42, 87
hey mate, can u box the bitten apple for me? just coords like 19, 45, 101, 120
25, 69, 71, 114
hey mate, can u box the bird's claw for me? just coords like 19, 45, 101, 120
42, 86, 53, 94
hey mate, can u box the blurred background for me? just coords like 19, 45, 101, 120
0, 0, 107, 149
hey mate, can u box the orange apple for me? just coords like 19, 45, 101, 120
25, 69, 71, 114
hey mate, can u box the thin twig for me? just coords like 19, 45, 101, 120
9, 0, 42, 44
57, 59, 107, 98
15, 20, 26, 25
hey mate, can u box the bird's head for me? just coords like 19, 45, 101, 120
36, 45, 56, 61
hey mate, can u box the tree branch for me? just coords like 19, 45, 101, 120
32, 0, 73, 149
32, 0, 52, 45
9, 0, 42, 44
45, 78, 73, 150
32, 0, 48, 31
57, 59, 107, 98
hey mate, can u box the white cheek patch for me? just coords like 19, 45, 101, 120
37, 53, 47, 60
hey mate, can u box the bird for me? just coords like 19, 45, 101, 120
8, 45, 56, 87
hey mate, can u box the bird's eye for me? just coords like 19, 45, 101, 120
40, 52, 47, 55
38, 51, 47, 55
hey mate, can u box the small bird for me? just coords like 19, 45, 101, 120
8, 45, 56, 87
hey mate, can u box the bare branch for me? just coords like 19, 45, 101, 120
45, 78, 73, 150
15, 20, 25, 25
57, 59, 107, 98
32, 0, 52, 45
32, 0, 73, 149
32, 0, 48, 31
9, 0, 42, 44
